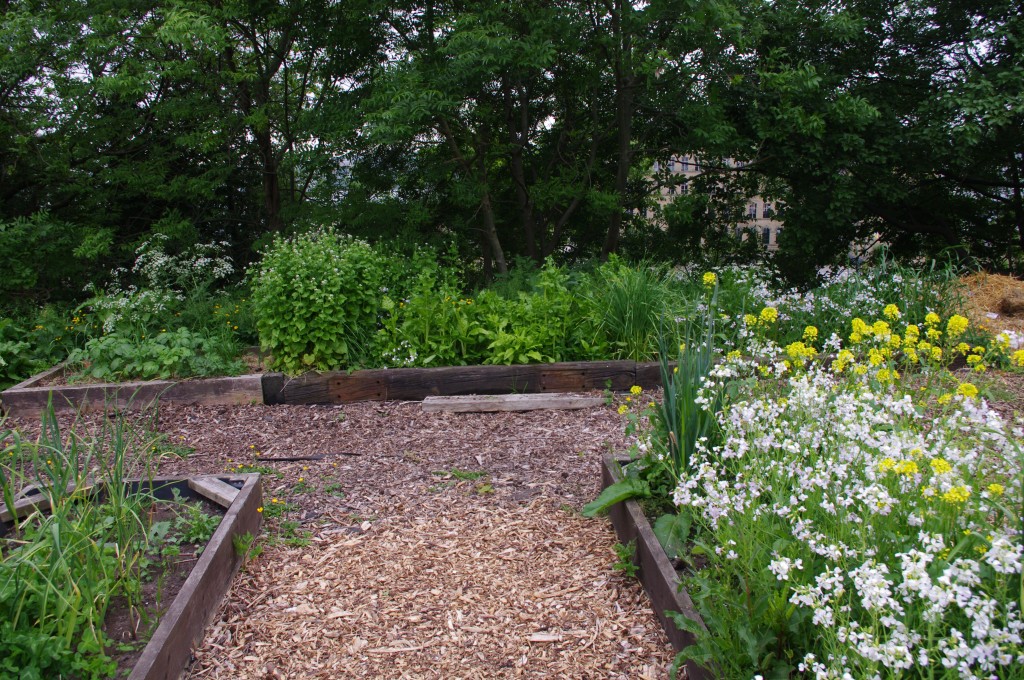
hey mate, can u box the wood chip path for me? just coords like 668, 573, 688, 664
7, 396, 676, 678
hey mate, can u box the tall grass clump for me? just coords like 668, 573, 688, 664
586, 258, 682, 360
0, 405, 160, 679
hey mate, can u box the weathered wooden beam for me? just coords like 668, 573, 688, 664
422, 393, 606, 413
187, 476, 241, 509
272, 361, 638, 405
1, 374, 264, 418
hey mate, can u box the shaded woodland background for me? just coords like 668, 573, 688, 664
2, 0, 1022, 305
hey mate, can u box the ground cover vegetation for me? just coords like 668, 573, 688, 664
590, 265, 1024, 678
0, 406, 222, 679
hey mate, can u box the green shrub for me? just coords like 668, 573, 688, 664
250, 230, 391, 373
67, 328, 244, 381
377, 263, 488, 367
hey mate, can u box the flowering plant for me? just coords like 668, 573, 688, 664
633, 308, 1024, 679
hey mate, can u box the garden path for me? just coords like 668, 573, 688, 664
146, 399, 676, 678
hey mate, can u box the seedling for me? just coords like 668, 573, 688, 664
612, 540, 639, 578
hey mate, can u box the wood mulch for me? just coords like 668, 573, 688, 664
5, 395, 676, 679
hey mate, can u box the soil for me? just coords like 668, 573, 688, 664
5, 392, 678, 679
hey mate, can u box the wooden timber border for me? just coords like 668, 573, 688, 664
2, 474, 263, 680
600, 456, 711, 680
2, 360, 665, 416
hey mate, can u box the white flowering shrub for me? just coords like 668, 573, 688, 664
83, 235, 235, 336
656, 328, 1024, 678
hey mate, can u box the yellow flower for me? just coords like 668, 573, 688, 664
702, 272, 717, 287
937, 393, 952, 405
945, 314, 969, 338
743, 314, 758, 327
955, 342, 971, 355
930, 458, 953, 475
878, 458, 896, 472
930, 346, 942, 362
759, 307, 779, 324
876, 368, 898, 384
894, 460, 918, 476
630, 385, 643, 396
1012, 350, 1024, 367
872, 320, 891, 337
925, 312, 941, 326
888, 334, 902, 349
956, 382, 979, 399
904, 347, 919, 363
803, 326, 819, 342
987, 483, 1005, 496
926, 327, 942, 341
257, 507, 264, 513
726, 350, 742, 361
617, 404, 629, 415
941, 486, 971, 504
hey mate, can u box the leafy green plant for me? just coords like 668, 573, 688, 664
250, 229, 392, 373
168, 490, 221, 551
232, 532, 263, 564
612, 540, 639, 578
67, 328, 245, 381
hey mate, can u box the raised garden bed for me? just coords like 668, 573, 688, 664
0, 363, 265, 417
2, 474, 262, 680
600, 455, 711, 680
3, 360, 666, 416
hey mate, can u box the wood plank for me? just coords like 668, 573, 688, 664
130, 474, 262, 680
163, 374, 263, 406
422, 393, 606, 413
634, 361, 666, 389
276, 361, 640, 405
187, 476, 240, 509
539, 361, 636, 391
1, 481, 94, 523
601, 456, 711, 679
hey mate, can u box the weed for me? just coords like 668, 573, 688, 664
232, 532, 263, 564
612, 540, 639, 578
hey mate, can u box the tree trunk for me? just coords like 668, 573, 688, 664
257, 127, 284, 232
480, 189, 508, 275
602, 0, 635, 258
1012, 152, 1024, 275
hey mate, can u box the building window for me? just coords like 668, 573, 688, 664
763, 203, 775, 218
748, 203, 758, 219
681, 158, 690, 172
762, 227, 770, 245
669, 184, 676, 196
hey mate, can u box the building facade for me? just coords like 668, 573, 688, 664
652, 156, 784, 251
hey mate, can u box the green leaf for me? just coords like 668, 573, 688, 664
653, 511, 691, 560
581, 477, 651, 517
